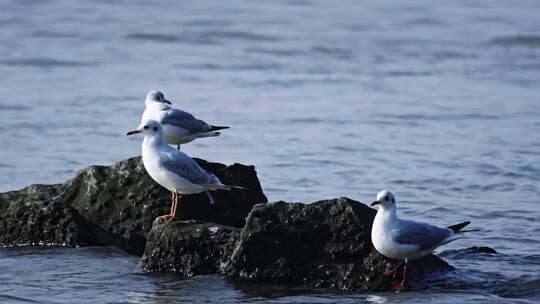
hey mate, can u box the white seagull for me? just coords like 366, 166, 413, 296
370, 190, 471, 291
140, 90, 229, 150
127, 119, 237, 222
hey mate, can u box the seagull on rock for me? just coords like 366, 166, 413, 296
370, 190, 472, 291
127, 119, 237, 222
140, 90, 229, 150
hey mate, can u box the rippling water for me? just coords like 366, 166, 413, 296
1, 0, 539, 303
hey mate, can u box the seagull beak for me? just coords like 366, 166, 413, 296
126, 130, 141, 136
164, 99, 172, 105
370, 201, 381, 206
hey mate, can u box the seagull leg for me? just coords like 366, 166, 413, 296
393, 262, 408, 292
161, 192, 176, 222
383, 260, 405, 278
169, 192, 179, 219
177, 144, 181, 150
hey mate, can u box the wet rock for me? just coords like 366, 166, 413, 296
0, 157, 266, 255
141, 197, 453, 291
142, 218, 240, 275
467, 246, 498, 254
223, 198, 453, 291
0, 184, 95, 247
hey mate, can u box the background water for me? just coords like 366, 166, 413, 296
1, 0, 540, 303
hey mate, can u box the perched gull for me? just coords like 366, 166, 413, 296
370, 190, 471, 291
127, 119, 237, 222
140, 90, 229, 150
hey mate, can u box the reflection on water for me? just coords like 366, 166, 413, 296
1, 0, 539, 303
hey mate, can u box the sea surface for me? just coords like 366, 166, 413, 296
1, 0, 540, 303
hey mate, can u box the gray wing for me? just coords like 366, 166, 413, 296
391, 220, 452, 250
161, 108, 212, 133
160, 150, 218, 185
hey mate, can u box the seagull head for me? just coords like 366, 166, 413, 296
145, 90, 172, 106
126, 119, 163, 137
371, 190, 396, 208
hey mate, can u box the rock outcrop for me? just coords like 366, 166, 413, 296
141, 197, 454, 291
1, 157, 467, 292
0, 157, 267, 255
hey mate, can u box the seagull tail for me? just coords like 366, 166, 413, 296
206, 183, 249, 191
447, 221, 471, 233
204, 190, 216, 204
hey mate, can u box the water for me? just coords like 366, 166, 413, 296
1, 0, 539, 302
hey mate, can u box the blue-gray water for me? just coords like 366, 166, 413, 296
1, 0, 540, 303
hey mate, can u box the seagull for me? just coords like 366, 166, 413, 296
127, 119, 238, 222
370, 190, 471, 291
140, 90, 229, 150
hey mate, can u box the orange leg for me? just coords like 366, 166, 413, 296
170, 192, 175, 213
166, 192, 180, 222
393, 264, 408, 292
162, 192, 177, 222
384, 260, 405, 278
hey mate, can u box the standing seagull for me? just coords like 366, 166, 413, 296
140, 90, 229, 150
127, 119, 235, 222
370, 190, 471, 291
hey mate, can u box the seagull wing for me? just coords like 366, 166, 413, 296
160, 150, 219, 185
161, 108, 212, 133
391, 219, 453, 251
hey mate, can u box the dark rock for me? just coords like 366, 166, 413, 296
223, 198, 452, 291
142, 218, 240, 275
0, 157, 266, 255
141, 197, 453, 292
467, 246, 498, 254
0, 184, 95, 247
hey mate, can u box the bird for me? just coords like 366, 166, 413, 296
126, 119, 237, 222
370, 190, 472, 291
139, 90, 229, 150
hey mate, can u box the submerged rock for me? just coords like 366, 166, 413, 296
141, 197, 453, 292
467, 246, 498, 254
0, 156, 266, 255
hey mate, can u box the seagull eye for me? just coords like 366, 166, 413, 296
143, 125, 149, 130
153, 126, 158, 131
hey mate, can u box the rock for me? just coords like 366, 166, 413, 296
141, 197, 453, 292
224, 198, 452, 291
467, 246, 498, 254
0, 184, 95, 247
142, 219, 240, 275
0, 157, 267, 255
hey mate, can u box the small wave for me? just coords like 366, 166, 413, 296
0, 294, 40, 303
384, 70, 433, 77
0, 104, 30, 111
245, 47, 305, 57
496, 277, 540, 300
126, 33, 181, 42
489, 35, 540, 48
32, 30, 76, 38
0, 58, 98, 68
312, 45, 352, 60
184, 19, 233, 27
403, 17, 448, 27
197, 30, 278, 42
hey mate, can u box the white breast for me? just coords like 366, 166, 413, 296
141, 141, 204, 194
372, 212, 414, 260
